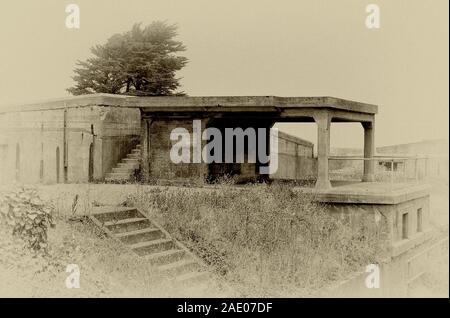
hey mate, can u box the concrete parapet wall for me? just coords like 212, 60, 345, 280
270, 131, 316, 181
319, 232, 447, 297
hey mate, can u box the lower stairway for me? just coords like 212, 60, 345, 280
105, 144, 141, 183
89, 206, 210, 285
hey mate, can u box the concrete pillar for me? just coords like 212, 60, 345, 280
313, 112, 331, 189
140, 117, 150, 183
362, 121, 375, 182
198, 118, 209, 182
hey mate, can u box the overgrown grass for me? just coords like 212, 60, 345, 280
128, 183, 387, 296
0, 185, 230, 297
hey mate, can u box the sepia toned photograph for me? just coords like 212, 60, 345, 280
0, 0, 448, 304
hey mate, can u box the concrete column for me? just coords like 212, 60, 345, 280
362, 121, 375, 182
313, 112, 331, 189
198, 118, 209, 183
140, 117, 150, 183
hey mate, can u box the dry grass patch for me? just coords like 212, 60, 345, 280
128, 183, 386, 296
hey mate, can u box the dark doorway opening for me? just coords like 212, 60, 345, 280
88, 143, 94, 182
205, 117, 273, 184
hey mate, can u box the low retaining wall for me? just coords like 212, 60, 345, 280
318, 233, 448, 297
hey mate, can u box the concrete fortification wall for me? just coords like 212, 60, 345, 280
0, 102, 140, 184
0, 94, 320, 185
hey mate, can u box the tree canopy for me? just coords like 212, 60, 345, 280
67, 21, 188, 96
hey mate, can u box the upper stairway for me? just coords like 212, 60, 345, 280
105, 144, 141, 183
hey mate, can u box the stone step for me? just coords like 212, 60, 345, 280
158, 258, 200, 276
105, 172, 132, 179
112, 167, 136, 174
104, 177, 131, 183
145, 249, 186, 265
92, 207, 140, 222
126, 153, 140, 159
117, 162, 140, 169
176, 271, 210, 285
103, 143, 141, 182
131, 238, 175, 256
105, 175, 131, 180
115, 227, 164, 244
104, 217, 152, 233
104, 178, 134, 184
89, 204, 211, 290
108, 170, 132, 176
122, 158, 140, 163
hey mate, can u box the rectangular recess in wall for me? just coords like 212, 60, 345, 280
402, 212, 409, 239
417, 208, 423, 232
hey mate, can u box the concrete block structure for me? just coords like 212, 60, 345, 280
0, 95, 140, 184
0, 94, 320, 185
302, 182, 432, 258
0, 94, 434, 259
135, 95, 377, 187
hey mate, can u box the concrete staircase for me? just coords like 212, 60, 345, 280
105, 144, 141, 183
89, 206, 210, 285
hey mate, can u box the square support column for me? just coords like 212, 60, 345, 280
140, 117, 151, 183
313, 112, 332, 189
362, 121, 375, 182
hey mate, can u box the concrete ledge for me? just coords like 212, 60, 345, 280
0, 94, 129, 113
297, 182, 431, 205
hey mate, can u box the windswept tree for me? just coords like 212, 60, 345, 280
67, 21, 188, 96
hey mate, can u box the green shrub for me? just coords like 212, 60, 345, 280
0, 186, 55, 252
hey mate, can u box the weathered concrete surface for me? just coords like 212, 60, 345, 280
362, 121, 375, 182
298, 182, 433, 258
138, 95, 376, 186
1, 94, 378, 186
313, 112, 332, 189
271, 132, 316, 180
318, 233, 447, 297
0, 104, 140, 184
0, 94, 378, 114
302, 182, 431, 204
142, 118, 207, 183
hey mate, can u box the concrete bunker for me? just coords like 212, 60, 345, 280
0, 94, 435, 261
137, 96, 377, 189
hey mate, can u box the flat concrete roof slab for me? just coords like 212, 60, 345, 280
1, 94, 377, 115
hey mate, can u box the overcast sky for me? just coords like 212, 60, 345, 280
0, 0, 448, 149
